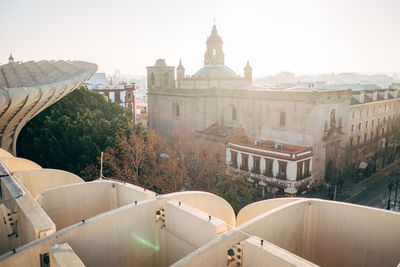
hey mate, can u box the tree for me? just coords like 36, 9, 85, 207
17, 86, 132, 176
96, 127, 257, 213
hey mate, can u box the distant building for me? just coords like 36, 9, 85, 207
86, 77, 136, 116
226, 130, 313, 195
85, 72, 106, 86
147, 25, 400, 195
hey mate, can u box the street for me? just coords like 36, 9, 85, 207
347, 161, 400, 210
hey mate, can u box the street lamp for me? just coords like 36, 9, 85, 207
387, 183, 393, 210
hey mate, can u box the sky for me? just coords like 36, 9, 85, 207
1, 0, 400, 77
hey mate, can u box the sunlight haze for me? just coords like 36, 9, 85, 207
1, 0, 399, 76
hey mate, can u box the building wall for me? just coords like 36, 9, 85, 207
347, 98, 400, 146
226, 148, 312, 181
149, 86, 350, 183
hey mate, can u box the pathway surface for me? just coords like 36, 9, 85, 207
346, 160, 400, 210
302, 159, 400, 211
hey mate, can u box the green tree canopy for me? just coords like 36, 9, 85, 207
17, 86, 133, 176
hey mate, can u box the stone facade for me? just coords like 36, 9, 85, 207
147, 25, 400, 187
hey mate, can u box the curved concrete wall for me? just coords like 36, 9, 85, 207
175, 199, 400, 267
37, 180, 154, 230
13, 169, 83, 199
0, 60, 97, 155
1, 157, 41, 171
0, 148, 13, 159
162, 191, 236, 228
236, 198, 303, 226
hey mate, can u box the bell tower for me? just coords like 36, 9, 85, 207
146, 59, 175, 90
204, 25, 225, 65
244, 60, 252, 84
176, 59, 185, 88
8, 53, 14, 64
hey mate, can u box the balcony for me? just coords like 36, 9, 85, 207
228, 165, 313, 190
240, 165, 249, 171
251, 167, 261, 174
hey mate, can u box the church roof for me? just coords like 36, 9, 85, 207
193, 64, 238, 78
207, 25, 222, 41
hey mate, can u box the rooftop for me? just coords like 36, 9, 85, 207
0, 150, 398, 267
193, 64, 238, 79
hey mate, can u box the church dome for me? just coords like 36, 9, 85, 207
193, 64, 238, 78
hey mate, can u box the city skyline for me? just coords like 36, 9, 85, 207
1, 0, 400, 77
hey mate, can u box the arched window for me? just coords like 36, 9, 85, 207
126, 92, 132, 101
150, 72, 155, 86
173, 103, 180, 117
232, 106, 237, 121
279, 112, 286, 126
164, 72, 169, 87
330, 109, 336, 127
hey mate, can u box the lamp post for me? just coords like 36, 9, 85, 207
387, 183, 393, 210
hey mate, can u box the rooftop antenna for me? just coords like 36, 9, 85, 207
213, 17, 216, 25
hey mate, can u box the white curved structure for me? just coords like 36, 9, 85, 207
0, 60, 97, 155
0, 148, 399, 266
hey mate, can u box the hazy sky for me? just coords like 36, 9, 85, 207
1, 0, 400, 77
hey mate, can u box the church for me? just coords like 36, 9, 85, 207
147, 25, 400, 195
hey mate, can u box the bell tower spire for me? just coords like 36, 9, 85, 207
204, 24, 224, 65
8, 53, 14, 64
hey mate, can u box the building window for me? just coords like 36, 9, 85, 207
358, 122, 361, 130
297, 161, 303, 180
370, 131, 374, 140
364, 133, 368, 143
349, 138, 353, 146
304, 159, 311, 177
378, 118, 380, 125
351, 124, 354, 132
280, 112, 286, 126
150, 72, 155, 86
365, 121, 368, 129
232, 106, 237, 121
357, 136, 360, 145
241, 154, 249, 171
164, 72, 170, 87
252, 156, 260, 174
372, 119, 374, 127
382, 128, 385, 136
383, 116, 386, 123
126, 92, 132, 101
173, 103, 180, 117
330, 109, 336, 127
115, 91, 121, 104
231, 151, 238, 168
278, 161, 287, 179
367, 109, 369, 116
264, 159, 273, 176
